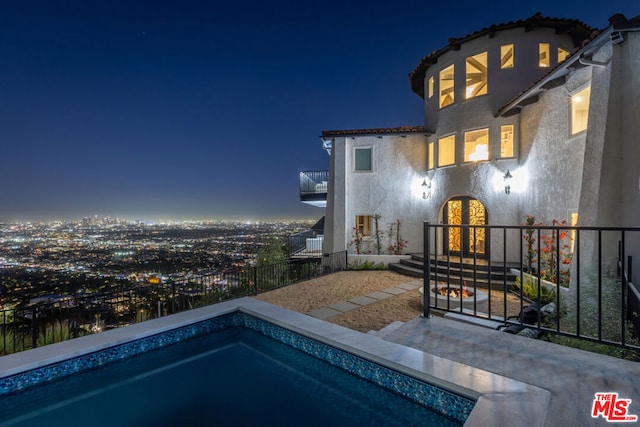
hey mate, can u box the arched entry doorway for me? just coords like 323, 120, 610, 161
443, 197, 488, 258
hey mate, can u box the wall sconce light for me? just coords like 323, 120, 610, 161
422, 179, 431, 199
503, 169, 513, 195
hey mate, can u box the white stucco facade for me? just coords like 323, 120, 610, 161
322, 130, 428, 255
319, 13, 640, 269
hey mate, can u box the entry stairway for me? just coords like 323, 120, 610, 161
389, 253, 519, 290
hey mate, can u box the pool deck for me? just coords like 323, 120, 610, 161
0, 295, 637, 426
382, 315, 640, 427
0, 298, 548, 427
299, 277, 640, 427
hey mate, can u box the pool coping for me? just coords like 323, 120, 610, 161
0, 298, 550, 426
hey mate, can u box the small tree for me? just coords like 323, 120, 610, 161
387, 219, 408, 255
255, 236, 288, 266
373, 214, 382, 255
522, 215, 537, 272
349, 227, 364, 254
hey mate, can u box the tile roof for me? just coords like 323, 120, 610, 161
321, 126, 429, 138
408, 13, 595, 99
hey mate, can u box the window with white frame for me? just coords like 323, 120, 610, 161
558, 48, 570, 63
355, 215, 372, 237
539, 43, 550, 67
438, 135, 455, 166
465, 51, 488, 99
569, 210, 579, 252
428, 76, 434, 98
501, 44, 514, 68
354, 147, 372, 171
439, 65, 454, 108
571, 86, 591, 135
500, 125, 514, 158
464, 128, 489, 162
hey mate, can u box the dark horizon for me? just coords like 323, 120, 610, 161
1, 1, 637, 223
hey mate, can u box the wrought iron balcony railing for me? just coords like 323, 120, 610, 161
299, 171, 328, 206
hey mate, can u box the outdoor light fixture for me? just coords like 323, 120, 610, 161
422, 179, 431, 199
503, 169, 513, 195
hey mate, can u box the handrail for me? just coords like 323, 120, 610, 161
423, 222, 640, 352
0, 251, 347, 356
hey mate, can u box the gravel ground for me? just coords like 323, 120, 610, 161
253, 270, 523, 333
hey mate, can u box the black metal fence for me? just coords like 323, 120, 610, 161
288, 230, 317, 255
423, 222, 640, 352
0, 251, 347, 356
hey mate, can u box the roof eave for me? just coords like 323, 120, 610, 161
321, 126, 431, 138
497, 27, 614, 117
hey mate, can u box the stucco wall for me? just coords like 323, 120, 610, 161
518, 67, 591, 225
323, 137, 347, 254
423, 26, 578, 130
619, 32, 640, 229
324, 27, 640, 269
326, 134, 428, 254
576, 33, 640, 275
618, 32, 640, 278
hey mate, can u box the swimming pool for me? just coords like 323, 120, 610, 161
0, 321, 465, 426
0, 298, 549, 426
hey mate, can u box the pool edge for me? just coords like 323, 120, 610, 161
0, 297, 550, 427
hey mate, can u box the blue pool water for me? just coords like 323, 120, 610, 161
0, 314, 472, 426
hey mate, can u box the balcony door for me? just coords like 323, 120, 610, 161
443, 197, 487, 257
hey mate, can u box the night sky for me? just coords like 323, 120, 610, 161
1, 1, 637, 222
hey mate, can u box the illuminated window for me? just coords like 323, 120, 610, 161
558, 48, 570, 63
428, 142, 434, 169
569, 211, 579, 252
465, 52, 488, 99
500, 44, 514, 69
571, 86, 591, 135
500, 125, 514, 158
464, 129, 489, 162
438, 135, 456, 166
354, 147, 372, 171
355, 215, 372, 237
428, 76, 434, 98
539, 43, 550, 67
439, 65, 454, 108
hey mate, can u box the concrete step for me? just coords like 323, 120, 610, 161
390, 253, 517, 290
443, 310, 506, 329
389, 262, 423, 277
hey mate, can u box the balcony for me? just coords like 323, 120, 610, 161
299, 171, 328, 207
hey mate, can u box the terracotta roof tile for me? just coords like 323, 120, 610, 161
321, 126, 428, 138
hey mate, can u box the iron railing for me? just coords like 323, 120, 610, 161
289, 230, 315, 255
0, 251, 347, 356
423, 222, 640, 351
299, 171, 329, 201
622, 251, 640, 338
288, 230, 323, 256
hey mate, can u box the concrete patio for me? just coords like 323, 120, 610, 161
306, 279, 640, 427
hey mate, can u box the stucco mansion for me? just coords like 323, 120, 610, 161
300, 13, 640, 267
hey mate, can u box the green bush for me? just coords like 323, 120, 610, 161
513, 275, 556, 305
347, 260, 387, 270
0, 328, 26, 355
36, 320, 72, 347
